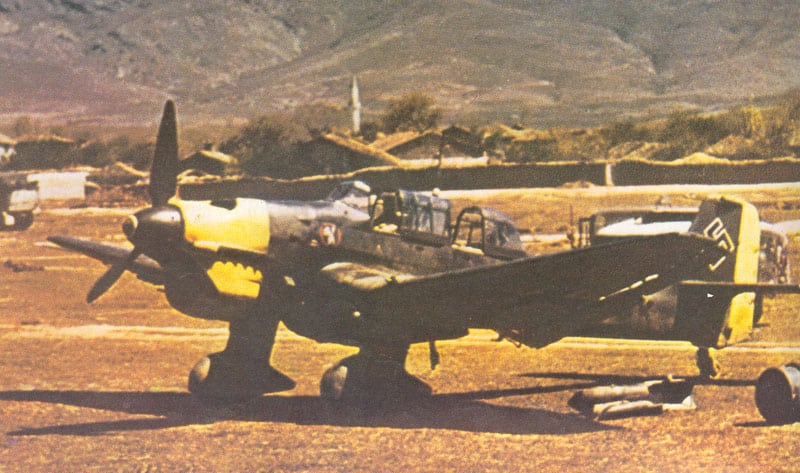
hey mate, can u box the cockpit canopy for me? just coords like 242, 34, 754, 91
326, 180, 372, 211
369, 189, 525, 258
371, 189, 452, 245
453, 206, 525, 258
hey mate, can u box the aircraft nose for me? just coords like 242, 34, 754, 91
124, 206, 183, 246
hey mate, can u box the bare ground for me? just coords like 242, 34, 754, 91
0, 184, 799, 472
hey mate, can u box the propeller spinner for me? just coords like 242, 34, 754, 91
86, 100, 182, 303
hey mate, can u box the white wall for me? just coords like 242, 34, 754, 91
27, 171, 88, 201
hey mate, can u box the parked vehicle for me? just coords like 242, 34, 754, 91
0, 175, 39, 230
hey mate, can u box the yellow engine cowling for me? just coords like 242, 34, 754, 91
171, 198, 271, 301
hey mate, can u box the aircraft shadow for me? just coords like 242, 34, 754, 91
520, 372, 754, 387
1, 383, 612, 437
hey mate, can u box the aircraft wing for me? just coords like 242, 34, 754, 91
320, 233, 726, 317
47, 236, 165, 286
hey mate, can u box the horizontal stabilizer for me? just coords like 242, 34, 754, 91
679, 280, 800, 296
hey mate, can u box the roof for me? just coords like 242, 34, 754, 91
403, 156, 489, 167
14, 134, 75, 145
370, 129, 441, 152
0, 134, 16, 146
370, 131, 421, 151
480, 124, 550, 142
319, 133, 406, 167
184, 149, 233, 164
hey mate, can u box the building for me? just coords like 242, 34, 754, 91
9, 134, 76, 170
181, 148, 234, 176
370, 130, 442, 161
300, 133, 406, 175
371, 126, 486, 161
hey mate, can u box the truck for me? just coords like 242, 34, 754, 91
0, 174, 39, 230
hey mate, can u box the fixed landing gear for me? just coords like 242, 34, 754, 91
188, 314, 295, 404
189, 352, 295, 404
320, 347, 432, 409
696, 347, 721, 379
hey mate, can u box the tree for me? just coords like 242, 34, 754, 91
76, 140, 115, 167
656, 110, 734, 159
12, 116, 36, 137
505, 136, 562, 163
220, 112, 312, 178
292, 102, 349, 135
380, 93, 442, 133
118, 140, 155, 171
600, 120, 653, 146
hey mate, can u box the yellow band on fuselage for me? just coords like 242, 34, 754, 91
720, 196, 760, 346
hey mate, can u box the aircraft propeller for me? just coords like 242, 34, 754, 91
86, 248, 143, 303
86, 100, 182, 303
148, 100, 179, 206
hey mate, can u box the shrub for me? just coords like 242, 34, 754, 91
380, 93, 442, 133
506, 137, 562, 163
293, 102, 350, 135
118, 141, 155, 171
600, 120, 653, 146
220, 112, 313, 178
76, 140, 115, 167
658, 110, 734, 156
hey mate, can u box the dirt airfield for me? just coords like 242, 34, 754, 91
1, 183, 800, 472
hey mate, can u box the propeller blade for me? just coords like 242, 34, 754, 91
86, 247, 142, 303
149, 99, 179, 206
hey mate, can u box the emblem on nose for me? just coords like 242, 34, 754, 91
319, 222, 342, 246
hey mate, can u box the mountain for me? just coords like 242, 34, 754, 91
1, 0, 799, 127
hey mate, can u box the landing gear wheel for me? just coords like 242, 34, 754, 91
320, 353, 432, 410
12, 212, 33, 230
188, 313, 294, 405
188, 352, 295, 405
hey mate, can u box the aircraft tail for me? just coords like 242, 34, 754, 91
687, 197, 760, 283
674, 196, 761, 347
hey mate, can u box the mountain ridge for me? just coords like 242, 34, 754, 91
0, 0, 799, 127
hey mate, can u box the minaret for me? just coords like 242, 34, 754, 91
350, 75, 361, 135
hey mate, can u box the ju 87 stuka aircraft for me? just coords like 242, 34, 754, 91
48, 101, 789, 405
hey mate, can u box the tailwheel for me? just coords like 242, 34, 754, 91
696, 347, 721, 379
320, 347, 432, 410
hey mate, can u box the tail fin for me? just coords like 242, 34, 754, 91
688, 196, 760, 283
674, 196, 761, 347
